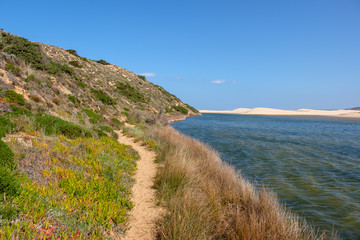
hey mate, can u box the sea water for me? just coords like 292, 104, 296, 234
171, 113, 360, 239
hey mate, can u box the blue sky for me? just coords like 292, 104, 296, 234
1, 0, 359, 110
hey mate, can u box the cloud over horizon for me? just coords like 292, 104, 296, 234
139, 72, 156, 77
211, 79, 226, 84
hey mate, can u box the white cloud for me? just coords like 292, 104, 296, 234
211, 79, 226, 84
138, 73, 156, 77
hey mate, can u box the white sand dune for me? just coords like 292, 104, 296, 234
200, 107, 360, 118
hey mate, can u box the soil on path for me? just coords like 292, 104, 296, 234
116, 131, 161, 240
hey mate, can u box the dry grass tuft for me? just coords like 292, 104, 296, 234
153, 126, 328, 240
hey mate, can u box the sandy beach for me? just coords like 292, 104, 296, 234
200, 107, 360, 118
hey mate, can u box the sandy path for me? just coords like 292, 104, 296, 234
116, 131, 161, 240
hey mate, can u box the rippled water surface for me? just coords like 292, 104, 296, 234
172, 114, 360, 239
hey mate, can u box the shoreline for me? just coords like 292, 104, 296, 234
151, 126, 324, 239
200, 107, 360, 119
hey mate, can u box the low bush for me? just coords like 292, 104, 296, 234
0, 116, 14, 138
99, 125, 113, 133
5, 63, 22, 76
1, 32, 44, 70
0, 141, 15, 169
81, 109, 102, 124
46, 61, 74, 75
99, 125, 118, 139
91, 89, 115, 105
69, 61, 82, 68
165, 107, 173, 113
5, 90, 25, 106
116, 82, 148, 103
68, 95, 80, 105
0, 167, 20, 197
66, 49, 79, 57
8, 105, 32, 116
172, 105, 188, 114
137, 75, 146, 81
75, 77, 87, 88
95, 59, 110, 65
35, 115, 90, 139
110, 118, 123, 129
27, 74, 36, 81
0, 202, 20, 220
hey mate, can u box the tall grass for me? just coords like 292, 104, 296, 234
152, 126, 327, 240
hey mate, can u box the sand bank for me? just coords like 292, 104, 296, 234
200, 107, 360, 118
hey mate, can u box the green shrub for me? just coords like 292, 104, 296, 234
99, 125, 113, 133
5, 63, 21, 76
0, 116, 14, 138
81, 109, 102, 124
137, 75, 146, 81
66, 49, 79, 57
0, 167, 20, 197
165, 107, 173, 113
110, 118, 123, 130
23, 74, 36, 83
69, 61, 82, 68
91, 89, 115, 105
5, 90, 25, 106
95, 59, 110, 65
121, 111, 129, 117
35, 115, 90, 139
0, 127, 5, 139
172, 105, 189, 114
68, 95, 80, 105
95, 126, 118, 139
8, 105, 32, 116
0, 202, 20, 220
111, 118, 121, 125
124, 107, 129, 112
0, 141, 15, 169
116, 82, 148, 103
76, 78, 87, 88
1, 32, 45, 70
46, 61, 74, 75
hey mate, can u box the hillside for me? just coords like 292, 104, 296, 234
0, 30, 199, 125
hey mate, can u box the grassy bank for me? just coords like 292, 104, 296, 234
134, 125, 329, 240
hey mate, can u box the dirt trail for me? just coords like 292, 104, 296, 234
116, 131, 161, 240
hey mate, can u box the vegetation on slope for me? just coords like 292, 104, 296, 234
0, 90, 139, 238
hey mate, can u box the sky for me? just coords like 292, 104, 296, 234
1, 0, 359, 110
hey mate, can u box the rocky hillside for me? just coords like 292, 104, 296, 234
0, 30, 199, 125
